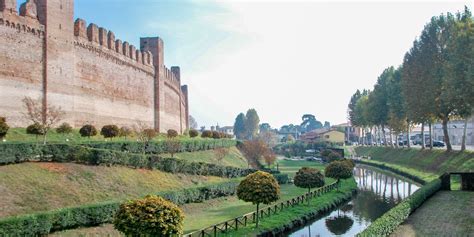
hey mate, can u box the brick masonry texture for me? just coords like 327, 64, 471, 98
0, 0, 189, 133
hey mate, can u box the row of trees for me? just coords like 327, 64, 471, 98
349, 8, 474, 152
233, 109, 260, 140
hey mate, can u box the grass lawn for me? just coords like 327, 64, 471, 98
170, 146, 248, 168
49, 159, 335, 236
391, 191, 474, 237
0, 162, 226, 218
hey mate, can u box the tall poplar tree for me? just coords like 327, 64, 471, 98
245, 109, 260, 140
233, 113, 246, 140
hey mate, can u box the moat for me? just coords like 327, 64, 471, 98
287, 165, 420, 236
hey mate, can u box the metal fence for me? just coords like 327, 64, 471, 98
184, 181, 339, 237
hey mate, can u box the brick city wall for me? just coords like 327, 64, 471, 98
0, 0, 189, 133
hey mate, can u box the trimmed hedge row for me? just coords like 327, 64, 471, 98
84, 139, 237, 154
0, 180, 240, 236
0, 144, 254, 178
358, 178, 441, 237
0, 139, 237, 165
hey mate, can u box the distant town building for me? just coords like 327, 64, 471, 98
218, 126, 234, 136
433, 117, 474, 146
300, 128, 345, 145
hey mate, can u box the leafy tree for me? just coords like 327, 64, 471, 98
240, 139, 272, 169
325, 161, 353, 190
233, 113, 246, 140
56, 122, 73, 135
214, 147, 229, 164
0, 117, 10, 139
189, 115, 198, 129
348, 90, 362, 127
245, 109, 260, 140
113, 195, 184, 236
294, 167, 325, 203
189, 129, 199, 138
263, 151, 276, 168
301, 114, 323, 133
259, 123, 272, 133
101, 125, 120, 140
257, 130, 279, 148
323, 121, 331, 129
119, 126, 132, 140
237, 171, 280, 227
212, 131, 221, 139
79, 124, 97, 139
167, 129, 178, 139
285, 134, 295, 142
165, 138, 181, 158
22, 97, 65, 145
386, 67, 407, 147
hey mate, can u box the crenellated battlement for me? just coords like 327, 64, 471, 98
0, 10, 44, 38
74, 18, 154, 68
0, 0, 189, 133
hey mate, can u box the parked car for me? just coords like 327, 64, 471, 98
432, 140, 445, 147
306, 157, 323, 162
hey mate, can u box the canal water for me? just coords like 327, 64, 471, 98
287, 165, 420, 237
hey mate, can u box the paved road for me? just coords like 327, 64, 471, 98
409, 144, 474, 151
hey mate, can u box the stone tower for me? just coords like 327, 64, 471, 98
36, 0, 75, 115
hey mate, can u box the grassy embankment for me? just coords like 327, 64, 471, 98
390, 191, 474, 237
51, 160, 334, 236
355, 146, 474, 182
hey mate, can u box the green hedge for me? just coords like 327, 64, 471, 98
0, 144, 253, 178
0, 139, 237, 165
273, 173, 289, 184
84, 138, 237, 154
358, 178, 442, 237
0, 180, 240, 235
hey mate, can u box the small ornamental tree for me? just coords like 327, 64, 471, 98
101, 125, 120, 140
56, 122, 73, 135
263, 151, 277, 168
214, 147, 230, 164
167, 129, 178, 139
133, 122, 157, 154
201, 130, 212, 138
237, 171, 280, 227
325, 161, 353, 190
165, 138, 181, 158
294, 167, 325, 203
119, 126, 132, 140
79, 124, 98, 139
26, 123, 45, 141
113, 195, 184, 236
189, 129, 199, 138
0, 117, 9, 140
22, 97, 65, 145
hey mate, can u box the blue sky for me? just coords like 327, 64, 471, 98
16, 0, 473, 129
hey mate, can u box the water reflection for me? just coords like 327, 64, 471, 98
288, 166, 420, 237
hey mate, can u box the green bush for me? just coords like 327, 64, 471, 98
273, 173, 289, 184
0, 117, 10, 139
100, 125, 119, 139
325, 160, 353, 182
167, 129, 178, 138
56, 123, 73, 134
189, 129, 199, 138
26, 123, 44, 136
358, 179, 442, 237
114, 195, 184, 236
79, 124, 97, 138
294, 167, 325, 192
212, 131, 221, 139
0, 180, 241, 235
201, 130, 212, 138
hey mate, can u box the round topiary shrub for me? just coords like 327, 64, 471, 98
113, 195, 184, 236
189, 129, 199, 138
167, 129, 178, 138
201, 130, 212, 138
119, 126, 132, 139
0, 117, 10, 139
327, 151, 342, 163
212, 131, 221, 139
341, 159, 356, 169
26, 123, 44, 136
101, 125, 120, 139
237, 171, 280, 227
294, 167, 325, 198
325, 161, 353, 188
56, 122, 73, 134
79, 124, 97, 138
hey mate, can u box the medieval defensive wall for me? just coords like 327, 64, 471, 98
0, 0, 189, 133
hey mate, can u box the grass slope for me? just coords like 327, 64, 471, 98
0, 162, 225, 218
391, 191, 474, 237
355, 147, 474, 174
